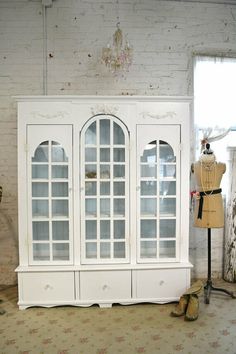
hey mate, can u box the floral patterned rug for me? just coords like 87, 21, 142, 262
0, 280, 236, 354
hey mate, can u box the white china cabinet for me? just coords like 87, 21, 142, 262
16, 96, 192, 309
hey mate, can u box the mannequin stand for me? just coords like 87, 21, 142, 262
204, 228, 236, 304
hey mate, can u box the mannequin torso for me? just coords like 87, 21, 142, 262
192, 154, 226, 228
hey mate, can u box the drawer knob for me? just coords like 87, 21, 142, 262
44, 284, 53, 291
102, 284, 109, 291
159, 280, 164, 286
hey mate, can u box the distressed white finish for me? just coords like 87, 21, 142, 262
16, 95, 192, 309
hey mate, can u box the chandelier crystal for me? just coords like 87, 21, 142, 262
102, 22, 133, 75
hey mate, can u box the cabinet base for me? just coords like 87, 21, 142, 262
16, 264, 192, 309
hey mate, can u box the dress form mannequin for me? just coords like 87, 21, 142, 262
191, 146, 225, 228
192, 144, 235, 303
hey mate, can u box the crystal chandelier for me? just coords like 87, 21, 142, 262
101, 22, 133, 75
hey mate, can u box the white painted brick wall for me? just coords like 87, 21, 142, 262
0, 0, 236, 284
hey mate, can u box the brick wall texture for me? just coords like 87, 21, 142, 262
0, 0, 236, 284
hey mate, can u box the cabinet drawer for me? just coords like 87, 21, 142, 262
80, 270, 131, 301
20, 272, 75, 302
135, 269, 188, 300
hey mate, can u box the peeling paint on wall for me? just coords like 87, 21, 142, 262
224, 148, 236, 283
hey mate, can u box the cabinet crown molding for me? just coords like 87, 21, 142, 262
14, 95, 192, 103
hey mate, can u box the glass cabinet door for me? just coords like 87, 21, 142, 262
137, 125, 180, 262
28, 125, 73, 264
81, 115, 129, 263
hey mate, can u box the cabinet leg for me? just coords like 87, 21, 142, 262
99, 303, 112, 308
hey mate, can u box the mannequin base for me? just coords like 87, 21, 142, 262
204, 280, 236, 304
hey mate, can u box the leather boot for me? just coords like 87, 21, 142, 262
183, 280, 203, 296
0, 299, 6, 315
185, 294, 199, 321
0, 308, 6, 315
171, 295, 189, 317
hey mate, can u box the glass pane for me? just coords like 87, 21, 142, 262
33, 243, 50, 261
100, 119, 110, 145
114, 220, 125, 239
52, 200, 68, 217
141, 141, 156, 163
33, 221, 49, 240
114, 182, 125, 196
52, 182, 68, 197
159, 141, 176, 162
159, 181, 176, 196
85, 182, 97, 196
100, 182, 110, 195
100, 165, 110, 179
32, 182, 48, 197
85, 164, 97, 179
85, 199, 97, 217
114, 199, 125, 217
100, 198, 110, 217
52, 165, 68, 179
85, 148, 97, 162
140, 241, 157, 258
86, 220, 97, 240
52, 243, 69, 260
160, 198, 176, 216
114, 242, 125, 258
100, 220, 110, 239
140, 220, 156, 238
113, 165, 125, 178
100, 242, 110, 258
86, 242, 97, 258
141, 198, 156, 216
32, 142, 48, 162
113, 122, 124, 145
100, 148, 110, 162
159, 241, 176, 258
52, 142, 68, 162
141, 181, 157, 196
32, 200, 49, 218
141, 164, 156, 178
159, 165, 176, 178
160, 219, 176, 238
85, 121, 96, 145
114, 148, 125, 162
32, 165, 48, 179
52, 221, 69, 240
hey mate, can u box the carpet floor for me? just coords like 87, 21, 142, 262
0, 280, 236, 354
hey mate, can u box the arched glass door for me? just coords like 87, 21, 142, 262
81, 115, 129, 264
137, 125, 180, 262
28, 125, 73, 265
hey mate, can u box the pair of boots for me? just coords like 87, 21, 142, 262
171, 280, 203, 321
